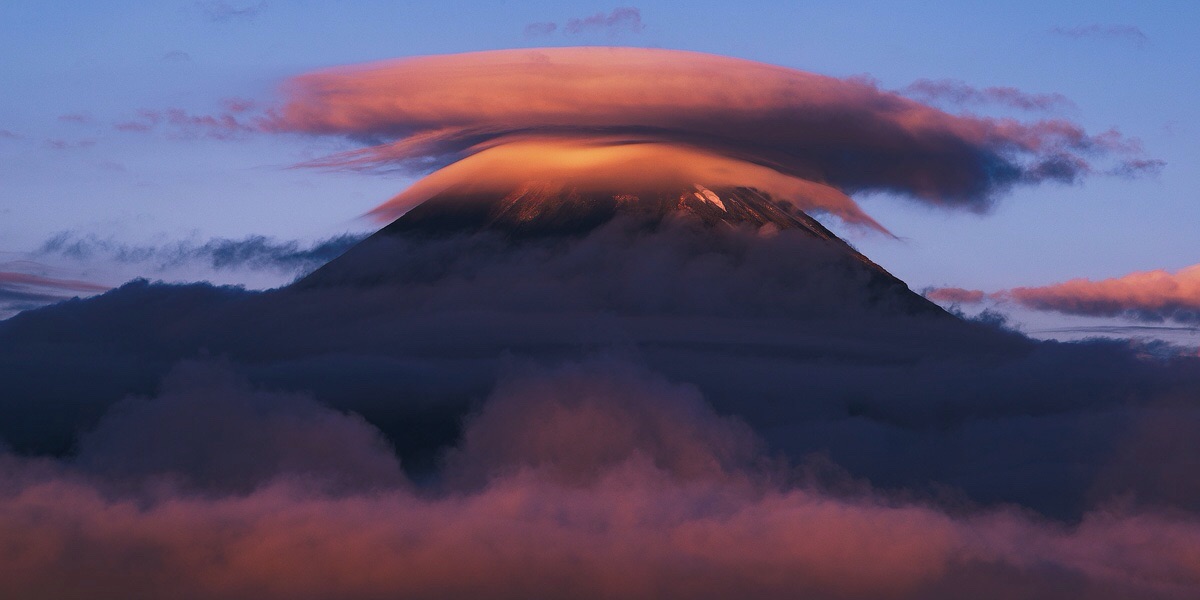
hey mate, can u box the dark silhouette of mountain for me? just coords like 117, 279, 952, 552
300, 184, 947, 318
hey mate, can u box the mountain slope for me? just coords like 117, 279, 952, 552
298, 184, 946, 317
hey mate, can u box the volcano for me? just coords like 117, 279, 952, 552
300, 184, 946, 318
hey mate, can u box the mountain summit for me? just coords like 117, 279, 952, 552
299, 184, 946, 317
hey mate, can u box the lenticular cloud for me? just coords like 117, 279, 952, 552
268, 47, 1152, 229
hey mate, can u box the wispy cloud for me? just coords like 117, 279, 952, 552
43, 138, 97, 150
0, 269, 110, 316
523, 22, 557, 37
196, 0, 267, 23
113, 103, 260, 140
524, 7, 644, 38
902, 79, 1074, 112
39, 232, 367, 275
564, 7, 644, 36
162, 50, 192, 63
1051, 24, 1148, 47
57, 112, 95, 125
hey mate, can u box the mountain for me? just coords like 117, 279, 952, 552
299, 184, 946, 317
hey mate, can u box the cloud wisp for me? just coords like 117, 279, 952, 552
564, 7, 645, 36
0, 269, 110, 316
266, 47, 1155, 230
1051, 24, 1149, 47
902, 79, 1075, 112
196, 0, 267, 23
525, 7, 644, 38
38, 232, 366, 276
926, 263, 1200, 323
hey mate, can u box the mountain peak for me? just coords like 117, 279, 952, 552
297, 184, 946, 319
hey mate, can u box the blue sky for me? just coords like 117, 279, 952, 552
1, 0, 1197, 341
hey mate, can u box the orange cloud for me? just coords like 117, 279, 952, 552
1007, 264, 1200, 322
268, 47, 1153, 229
368, 137, 888, 232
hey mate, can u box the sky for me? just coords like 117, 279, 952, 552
1, 1, 1198, 344
5, 4, 1200, 598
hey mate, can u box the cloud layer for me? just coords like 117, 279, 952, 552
2, 359, 1199, 599
266, 47, 1153, 229
4, 218, 1200, 596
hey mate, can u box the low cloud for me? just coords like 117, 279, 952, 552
1051, 24, 1149, 47
1, 357, 1198, 599
902, 79, 1075, 112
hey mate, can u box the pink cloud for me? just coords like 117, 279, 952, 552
924, 287, 987, 304
267, 48, 1155, 230
1005, 264, 1200, 322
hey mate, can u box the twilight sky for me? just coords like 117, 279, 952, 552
6, 4, 1200, 598
1, 0, 1198, 344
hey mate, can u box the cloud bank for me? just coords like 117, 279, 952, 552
266, 47, 1154, 229
2, 359, 1199, 599
3, 218, 1200, 596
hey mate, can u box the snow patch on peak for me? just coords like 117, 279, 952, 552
692, 185, 727, 212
